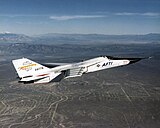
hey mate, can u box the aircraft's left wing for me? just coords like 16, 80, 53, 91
64, 67, 85, 79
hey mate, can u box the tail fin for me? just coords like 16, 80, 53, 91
12, 58, 49, 78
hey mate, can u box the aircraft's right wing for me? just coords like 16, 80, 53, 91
42, 63, 70, 68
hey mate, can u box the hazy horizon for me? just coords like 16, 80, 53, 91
1, 32, 160, 37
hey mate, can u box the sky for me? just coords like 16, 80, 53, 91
0, 0, 160, 35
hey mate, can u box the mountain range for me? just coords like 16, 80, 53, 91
0, 33, 160, 44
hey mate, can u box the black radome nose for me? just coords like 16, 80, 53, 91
128, 58, 142, 65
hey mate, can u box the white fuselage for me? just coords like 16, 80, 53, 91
42, 56, 130, 82
50, 56, 129, 73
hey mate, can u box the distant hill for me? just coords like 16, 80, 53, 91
0, 33, 32, 43
34, 33, 160, 44
0, 33, 160, 44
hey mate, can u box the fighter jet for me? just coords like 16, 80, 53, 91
12, 56, 145, 84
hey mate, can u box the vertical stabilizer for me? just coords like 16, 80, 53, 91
12, 58, 49, 78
